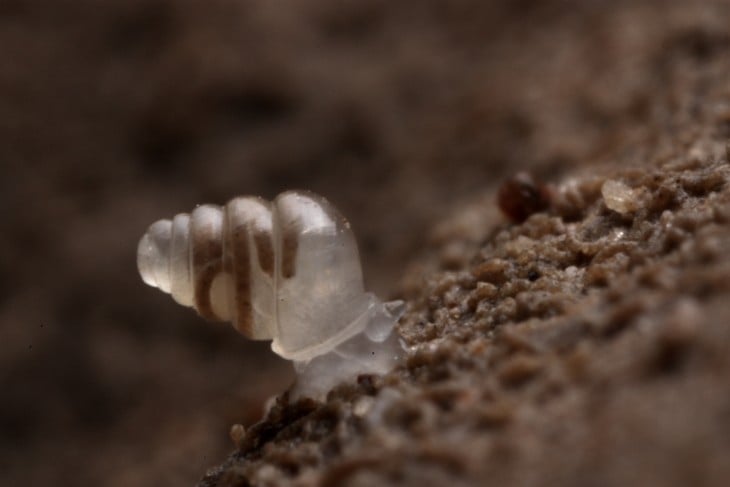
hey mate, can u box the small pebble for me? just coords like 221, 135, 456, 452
497, 172, 552, 223
229, 424, 246, 448
601, 179, 640, 214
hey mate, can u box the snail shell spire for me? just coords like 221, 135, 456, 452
137, 191, 385, 362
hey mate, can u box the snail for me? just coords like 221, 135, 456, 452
137, 190, 404, 398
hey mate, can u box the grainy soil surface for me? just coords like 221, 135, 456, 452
2, 1, 730, 486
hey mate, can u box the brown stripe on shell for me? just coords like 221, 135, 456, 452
191, 216, 224, 321
230, 230, 253, 337
227, 214, 254, 338
253, 228, 274, 277
280, 219, 299, 279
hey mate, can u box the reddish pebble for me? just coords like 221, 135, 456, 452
497, 171, 551, 223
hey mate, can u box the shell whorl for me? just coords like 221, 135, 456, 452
137, 191, 370, 359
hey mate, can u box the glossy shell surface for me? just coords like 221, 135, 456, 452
137, 191, 372, 360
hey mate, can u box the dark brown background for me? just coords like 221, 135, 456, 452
2, 0, 728, 485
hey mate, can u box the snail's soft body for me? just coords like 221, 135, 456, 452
137, 190, 403, 397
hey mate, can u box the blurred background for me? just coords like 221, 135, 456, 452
1, 0, 728, 485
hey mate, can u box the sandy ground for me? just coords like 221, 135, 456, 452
1, 0, 730, 485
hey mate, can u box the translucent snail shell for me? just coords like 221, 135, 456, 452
137, 191, 402, 366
